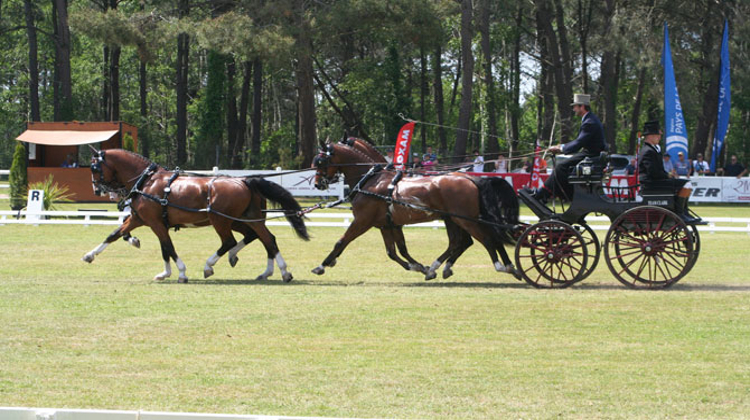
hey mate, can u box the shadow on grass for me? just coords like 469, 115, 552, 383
157, 278, 750, 292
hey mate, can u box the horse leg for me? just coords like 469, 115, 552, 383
424, 219, 466, 280
312, 218, 372, 275
247, 222, 293, 282
82, 215, 143, 263
204, 219, 238, 279
150, 224, 188, 283
227, 222, 259, 268
442, 228, 474, 280
380, 228, 412, 271
391, 227, 426, 273
452, 219, 513, 274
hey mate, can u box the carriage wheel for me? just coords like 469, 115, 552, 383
573, 223, 600, 283
687, 225, 701, 270
604, 206, 694, 289
514, 221, 589, 288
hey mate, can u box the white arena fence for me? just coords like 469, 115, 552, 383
1, 209, 749, 233
0, 407, 394, 420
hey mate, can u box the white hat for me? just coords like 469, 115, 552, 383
571, 93, 591, 106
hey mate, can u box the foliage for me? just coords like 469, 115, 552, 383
122, 133, 135, 152
9, 142, 28, 210
24, 175, 73, 211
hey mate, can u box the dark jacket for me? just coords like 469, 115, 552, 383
638, 142, 669, 182
562, 112, 607, 156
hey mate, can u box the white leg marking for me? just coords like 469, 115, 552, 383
494, 261, 506, 272
175, 257, 188, 282
256, 258, 274, 280
204, 252, 220, 278
154, 260, 172, 280
276, 253, 293, 282
82, 242, 109, 263
228, 240, 247, 260
428, 259, 441, 275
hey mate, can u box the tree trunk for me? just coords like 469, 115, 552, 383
226, 57, 238, 168
479, 0, 498, 159
24, 0, 40, 121
433, 44, 447, 158
510, 4, 522, 157
102, 45, 110, 120
175, 0, 190, 166
140, 60, 148, 157
110, 45, 120, 120
453, 0, 474, 162
419, 46, 428, 154
295, 10, 316, 167
552, 0, 573, 141
577, 0, 592, 93
232, 60, 251, 169
250, 58, 262, 165
628, 67, 646, 155
536, 3, 554, 146
53, 0, 73, 120
692, 2, 720, 158
599, 0, 619, 152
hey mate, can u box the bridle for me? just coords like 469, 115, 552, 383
313, 144, 340, 190
90, 149, 127, 196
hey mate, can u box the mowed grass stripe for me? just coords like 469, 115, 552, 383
1, 218, 750, 419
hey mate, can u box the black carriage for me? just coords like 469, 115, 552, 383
515, 153, 703, 289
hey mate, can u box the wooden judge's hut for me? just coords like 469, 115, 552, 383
16, 121, 138, 202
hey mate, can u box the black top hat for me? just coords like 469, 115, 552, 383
642, 120, 661, 136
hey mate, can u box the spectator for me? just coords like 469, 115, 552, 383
692, 153, 709, 176
61, 154, 78, 168
494, 154, 508, 173
472, 149, 485, 172
663, 154, 675, 177
717, 155, 748, 178
624, 158, 636, 175
411, 153, 423, 170
385, 150, 394, 164
422, 146, 437, 165
522, 158, 533, 173
674, 152, 691, 178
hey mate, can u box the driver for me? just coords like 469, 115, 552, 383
531, 93, 607, 203
638, 120, 696, 223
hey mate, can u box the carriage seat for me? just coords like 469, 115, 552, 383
569, 151, 609, 183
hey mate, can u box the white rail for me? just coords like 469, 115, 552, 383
1, 210, 749, 233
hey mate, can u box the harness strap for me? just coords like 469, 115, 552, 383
384, 170, 404, 228
161, 169, 181, 228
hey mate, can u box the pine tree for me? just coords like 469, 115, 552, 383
9, 143, 28, 210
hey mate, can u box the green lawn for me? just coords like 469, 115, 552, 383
1, 211, 750, 419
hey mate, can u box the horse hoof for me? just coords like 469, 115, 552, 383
255, 275, 269, 281
311, 266, 325, 275
328, 260, 337, 268
154, 274, 167, 281
442, 269, 453, 279
424, 272, 437, 281
178, 277, 189, 284
82, 254, 94, 263
282, 272, 293, 283
130, 237, 141, 248
229, 255, 239, 268
203, 268, 214, 279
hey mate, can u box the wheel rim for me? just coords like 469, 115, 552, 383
604, 206, 694, 289
573, 223, 600, 283
515, 221, 588, 288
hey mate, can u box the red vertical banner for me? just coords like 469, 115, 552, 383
394, 122, 415, 170
530, 146, 544, 189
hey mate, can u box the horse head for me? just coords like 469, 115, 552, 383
312, 142, 338, 190
89, 149, 129, 197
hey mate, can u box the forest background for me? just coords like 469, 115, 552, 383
1, 0, 748, 171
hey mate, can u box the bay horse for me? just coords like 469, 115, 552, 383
312, 140, 519, 280
82, 149, 309, 283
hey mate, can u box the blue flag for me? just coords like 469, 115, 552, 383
711, 20, 731, 173
662, 23, 689, 162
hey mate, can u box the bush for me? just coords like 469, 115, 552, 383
122, 132, 135, 152
9, 142, 28, 210
24, 175, 73, 211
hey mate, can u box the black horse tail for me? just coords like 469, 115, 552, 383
243, 177, 310, 241
474, 176, 519, 246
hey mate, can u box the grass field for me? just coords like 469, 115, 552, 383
1, 205, 750, 419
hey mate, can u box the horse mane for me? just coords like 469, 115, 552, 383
109, 149, 166, 171
338, 139, 385, 164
